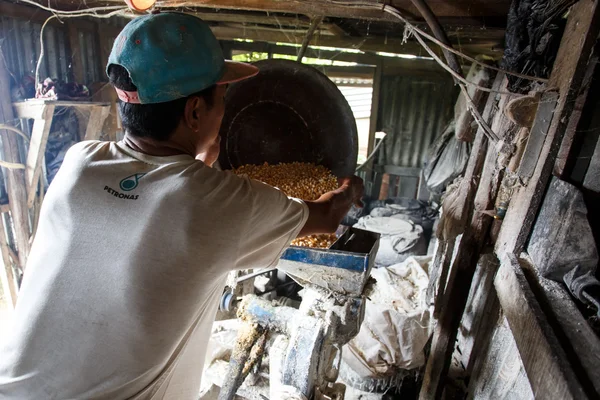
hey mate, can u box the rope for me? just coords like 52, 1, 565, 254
0, 125, 30, 143
0, 125, 29, 169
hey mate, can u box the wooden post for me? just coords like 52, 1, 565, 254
0, 49, 31, 270
367, 62, 382, 162
83, 105, 111, 141
22, 103, 55, 208
0, 209, 18, 307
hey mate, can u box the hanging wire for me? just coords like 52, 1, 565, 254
313, 0, 548, 84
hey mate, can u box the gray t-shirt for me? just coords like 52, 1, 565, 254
0, 141, 307, 399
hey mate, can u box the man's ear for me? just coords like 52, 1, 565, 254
184, 96, 205, 132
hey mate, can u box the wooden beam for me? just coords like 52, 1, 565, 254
366, 62, 382, 167
0, 1, 121, 33
0, 48, 31, 271
195, 11, 312, 26
226, 40, 451, 76
152, 0, 511, 21
495, 0, 600, 256
212, 25, 500, 57
494, 254, 587, 399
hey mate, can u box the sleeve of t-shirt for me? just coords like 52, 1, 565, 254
235, 178, 309, 271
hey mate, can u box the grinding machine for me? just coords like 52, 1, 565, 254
216, 60, 380, 400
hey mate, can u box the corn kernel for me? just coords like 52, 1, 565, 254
233, 162, 339, 248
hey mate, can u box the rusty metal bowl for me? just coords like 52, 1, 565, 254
218, 59, 358, 177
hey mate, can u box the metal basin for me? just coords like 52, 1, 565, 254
218, 59, 359, 177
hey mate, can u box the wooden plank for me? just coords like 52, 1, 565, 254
0, 216, 18, 307
451, 254, 500, 381
495, 0, 600, 256
13, 100, 110, 109
0, 48, 31, 271
367, 63, 382, 162
520, 255, 600, 396
516, 92, 559, 180
494, 254, 587, 399
83, 105, 111, 141
432, 239, 456, 318
467, 316, 534, 400
555, 52, 598, 177
24, 104, 55, 208
155, 0, 511, 21
12, 102, 49, 120
583, 134, 600, 191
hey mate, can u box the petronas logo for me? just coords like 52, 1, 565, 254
120, 173, 146, 191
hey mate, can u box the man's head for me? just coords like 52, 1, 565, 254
107, 12, 258, 153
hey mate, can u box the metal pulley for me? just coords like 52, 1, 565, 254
218, 59, 358, 177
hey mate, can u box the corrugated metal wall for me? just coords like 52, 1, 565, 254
0, 15, 124, 85
377, 74, 458, 168
0, 17, 71, 83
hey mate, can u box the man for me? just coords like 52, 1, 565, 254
0, 12, 363, 400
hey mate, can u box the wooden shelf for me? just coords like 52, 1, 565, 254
12, 99, 111, 208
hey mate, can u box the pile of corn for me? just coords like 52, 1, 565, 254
233, 162, 339, 248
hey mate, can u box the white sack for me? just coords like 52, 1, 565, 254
354, 215, 424, 267
343, 257, 433, 378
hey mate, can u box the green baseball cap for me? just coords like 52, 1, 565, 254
107, 12, 258, 104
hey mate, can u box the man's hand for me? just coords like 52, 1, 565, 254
298, 175, 364, 237
197, 136, 221, 167
335, 176, 365, 208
